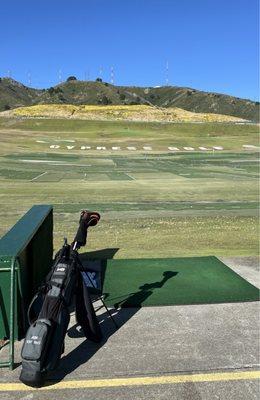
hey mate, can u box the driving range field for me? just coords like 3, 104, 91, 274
0, 117, 258, 257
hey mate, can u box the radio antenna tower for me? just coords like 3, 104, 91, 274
58, 69, 62, 84
27, 71, 32, 86
84, 70, 90, 81
99, 66, 103, 79
110, 66, 114, 85
165, 61, 169, 86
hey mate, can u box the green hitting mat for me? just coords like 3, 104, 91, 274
102, 257, 259, 307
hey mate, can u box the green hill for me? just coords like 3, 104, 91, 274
0, 77, 259, 121
0, 77, 41, 111
125, 86, 259, 122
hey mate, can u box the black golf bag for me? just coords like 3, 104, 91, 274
19, 211, 103, 387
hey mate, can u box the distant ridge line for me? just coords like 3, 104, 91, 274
0, 77, 259, 121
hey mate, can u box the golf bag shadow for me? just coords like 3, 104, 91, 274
19, 211, 103, 387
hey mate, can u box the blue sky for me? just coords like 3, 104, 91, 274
1, 0, 259, 100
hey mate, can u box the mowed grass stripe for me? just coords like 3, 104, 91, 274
1, 371, 259, 391
51, 201, 258, 213
1, 152, 259, 182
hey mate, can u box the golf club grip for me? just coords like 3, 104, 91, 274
74, 220, 88, 246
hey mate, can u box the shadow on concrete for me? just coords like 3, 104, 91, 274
49, 307, 138, 382
48, 270, 178, 383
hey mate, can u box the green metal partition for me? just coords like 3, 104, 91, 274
0, 205, 53, 369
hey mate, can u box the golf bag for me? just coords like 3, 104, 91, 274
19, 211, 103, 387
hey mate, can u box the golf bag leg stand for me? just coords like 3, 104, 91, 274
85, 271, 119, 330
77, 256, 118, 330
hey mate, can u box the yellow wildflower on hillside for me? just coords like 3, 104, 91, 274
9, 104, 247, 123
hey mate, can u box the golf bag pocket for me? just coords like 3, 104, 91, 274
20, 319, 52, 386
21, 319, 52, 361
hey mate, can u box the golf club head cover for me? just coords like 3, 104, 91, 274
73, 210, 100, 247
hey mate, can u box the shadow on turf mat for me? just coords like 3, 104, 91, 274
110, 271, 178, 308
102, 257, 260, 307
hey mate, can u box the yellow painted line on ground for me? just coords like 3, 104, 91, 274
0, 370, 259, 392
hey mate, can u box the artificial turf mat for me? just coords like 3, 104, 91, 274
102, 257, 259, 307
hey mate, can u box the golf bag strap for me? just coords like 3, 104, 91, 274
27, 292, 41, 325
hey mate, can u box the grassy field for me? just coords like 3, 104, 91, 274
0, 117, 258, 151
0, 116, 258, 257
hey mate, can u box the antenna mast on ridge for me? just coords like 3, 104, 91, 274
27, 71, 32, 86
110, 66, 114, 84
84, 70, 90, 81
99, 66, 103, 80
58, 69, 62, 84
165, 61, 169, 86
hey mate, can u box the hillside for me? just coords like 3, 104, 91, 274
124, 86, 259, 122
0, 77, 41, 111
0, 77, 259, 121
3, 104, 247, 123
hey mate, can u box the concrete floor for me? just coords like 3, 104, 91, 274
0, 256, 259, 399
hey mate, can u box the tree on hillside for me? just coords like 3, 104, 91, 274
48, 87, 62, 95
67, 76, 77, 81
96, 77, 102, 82
48, 87, 55, 94
99, 95, 112, 105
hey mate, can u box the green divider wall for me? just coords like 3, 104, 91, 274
0, 205, 53, 368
